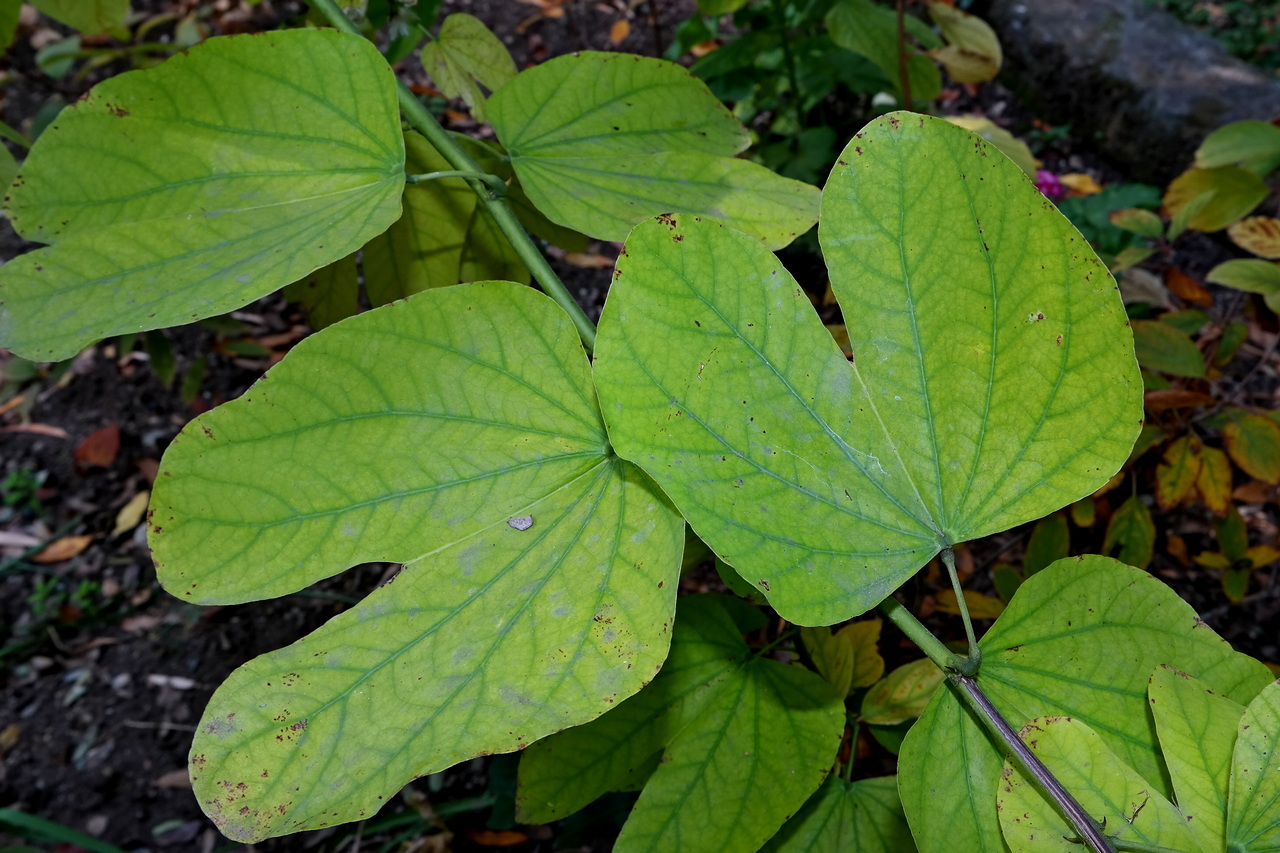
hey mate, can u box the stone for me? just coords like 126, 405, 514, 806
979, 0, 1280, 184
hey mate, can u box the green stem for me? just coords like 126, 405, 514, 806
753, 627, 798, 658
305, 0, 599, 354
405, 170, 507, 197
0, 119, 34, 150
942, 547, 981, 675
879, 596, 1114, 853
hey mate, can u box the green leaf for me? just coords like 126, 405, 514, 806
151, 282, 612, 603
1164, 166, 1268, 232
802, 619, 884, 697
1103, 495, 1155, 569
860, 658, 943, 725
761, 776, 916, 853
0, 143, 16, 194
1131, 319, 1206, 378
698, 0, 749, 14
1207, 258, 1280, 314
826, 0, 941, 103
898, 556, 1271, 853
0, 0, 20, 55
1148, 665, 1245, 852
593, 114, 1142, 624
1226, 677, 1280, 852
29, 0, 128, 36
1196, 119, 1280, 175
488, 52, 820, 250
282, 251, 360, 331
518, 595, 843, 853
1023, 512, 1068, 575
1224, 413, 1280, 484
160, 283, 683, 842
997, 716, 1204, 853
0, 29, 405, 361
1108, 207, 1165, 238
420, 13, 516, 121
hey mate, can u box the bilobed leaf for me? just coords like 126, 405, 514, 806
898, 556, 1272, 853
927, 3, 1001, 84
802, 619, 884, 696
843, 620, 885, 690
1224, 413, 1280, 484
420, 13, 517, 121
29, 0, 128, 35
1196, 446, 1234, 516
1164, 166, 1268, 232
761, 776, 916, 853
1131, 319, 1206, 377
1225, 678, 1280, 852
860, 658, 943, 725
1023, 512, 1068, 575
1156, 435, 1202, 509
997, 717, 1203, 853
1228, 216, 1280, 258
0, 29, 405, 361
282, 252, 360, 331
1103, 495, 1155, 569
594, 114, 1141, 625
519, 595, 844, 853
488, 52, 819, 250
154, 284, 683, 842
1148, 665, 1244, 852
826, 0, 941, 102
1196, 119, 1280, 174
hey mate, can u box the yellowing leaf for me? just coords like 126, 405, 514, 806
420, 14, 518, 121
1224, 414, 1280, 484
1156, 436, 1202, 509
1108, 207, 1164, 238
841, 620, 886, 690
934, 589, 1005, 619
1164, 166, 1268, 232
861, 658, 944, 725
927, 3, 1001, 83
1196, 446, 1234, 516
802, 619, 885, 696
1069, 497, 1096, 528
609, 19, 630, 44
32, 534, 93, 563
112, 490, 151, 537
1059, 172, 1104, 196
1193, 551, 1231, 570
1246, 544, 1280, 568
1228, 216, 1280, 258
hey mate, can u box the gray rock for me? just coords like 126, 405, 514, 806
978, 0, 1280, 184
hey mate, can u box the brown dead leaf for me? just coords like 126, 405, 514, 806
0, 724, 19, 755
32, 534, 93, 563
1165, 268, 1213, 307
691, 39, 720, 57
0, 423, 71, 439
564, 252, 615, 269
136, 458, 160, 484
74, 424, 121, 469
609, 19, 630, 44
121, 614, 162, 633
470, 830, 529, 847
1144, 389, 1216, 410
1233, 480, 1273, 503
1166, 534, 1190, 566
1228, 216, 1280, 258
0, 394, 25, 417
153, 769, 192, 789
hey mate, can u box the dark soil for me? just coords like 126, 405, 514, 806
1, 2, 1278, 852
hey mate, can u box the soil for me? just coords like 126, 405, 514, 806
1, 2, 1278, 852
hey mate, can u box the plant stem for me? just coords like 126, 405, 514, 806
951, 677, 1114, 853
896, 0, 912, 106
305, 0, 599, 354
879, 597, 1115, 853
941, 547, 981, 674
0, 119, 34, 150
404, 170, 507, 197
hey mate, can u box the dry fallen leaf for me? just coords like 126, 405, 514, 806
1228, 216, 1280, 258
153, 769, 192, 789
609, 19, 630, 44
1165, 268, 1213, 307
1144, 389, 1216, 410
31, 534, 93, 563
1059, 172, 1104, 196
564, 252, 615, 269
0, 423, 71, 439
74, 424, 121, 469
112, 490, 151, 537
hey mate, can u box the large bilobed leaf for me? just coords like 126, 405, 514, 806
518, 595, 844, 853
593, 113, 1142, 625
0, 29, 405, 361
761, 776, 915, 853
897, 556, 1272, 853
997, 717, 1203, 853
487, 52, 820, 250
1226, 678, 1280, 852
1148, 665, 1244, 852
152, 283, 683, 841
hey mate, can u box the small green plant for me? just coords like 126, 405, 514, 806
1, 5, 1277, 852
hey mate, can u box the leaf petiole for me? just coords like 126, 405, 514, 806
942, 547, 982, 676
405, 169, 507, 198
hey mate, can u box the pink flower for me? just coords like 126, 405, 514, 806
1036, 170, 1064, 201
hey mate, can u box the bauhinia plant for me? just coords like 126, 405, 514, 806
0, 3, 1275, 850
